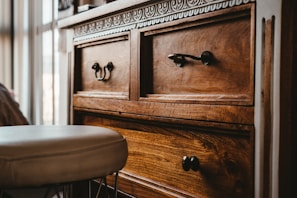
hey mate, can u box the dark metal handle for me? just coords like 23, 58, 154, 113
168, 51, 213, 67
91, 62, 114, 81
182, 156, 191, 171
182, 156, 200, 171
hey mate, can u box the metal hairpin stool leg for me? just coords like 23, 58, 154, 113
114, 172, 119, 198
43, 185, 62, 198
89, 171, 120, 198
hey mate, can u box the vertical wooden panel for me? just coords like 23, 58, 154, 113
263, 17, 274, 198
130, 29, 140, 101
279, 0, 297, 197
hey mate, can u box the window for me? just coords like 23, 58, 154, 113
0, 1, 12, 88
41, 0, 59, 125
12, 0, 68, 125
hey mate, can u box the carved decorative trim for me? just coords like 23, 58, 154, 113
73, 0, 254, 42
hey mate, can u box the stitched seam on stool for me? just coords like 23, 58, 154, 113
0, 138, 127, 161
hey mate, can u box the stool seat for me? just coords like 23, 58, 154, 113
0, 125, 128, 188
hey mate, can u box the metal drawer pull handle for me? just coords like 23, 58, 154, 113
168, 51, 213, 67
91, 62, 114, 81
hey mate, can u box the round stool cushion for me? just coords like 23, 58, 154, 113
0, 125, 128, 188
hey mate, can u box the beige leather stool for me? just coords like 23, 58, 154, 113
0, 125, 128, 198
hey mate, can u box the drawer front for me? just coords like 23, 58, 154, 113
121, 128, 253, 198
140, 9, 254, 105
75, 33, 130, 99
79, 113, 253, 198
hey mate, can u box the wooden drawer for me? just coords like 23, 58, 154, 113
140, 7, 254, 105
78, 112, 254, 198
74, 33, 130, 99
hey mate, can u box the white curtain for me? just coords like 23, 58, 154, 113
12, 0, 42, 124
0, 0, 12, 89
11, 0, 69, 125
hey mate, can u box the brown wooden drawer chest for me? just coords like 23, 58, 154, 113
60, 0, 256, 197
